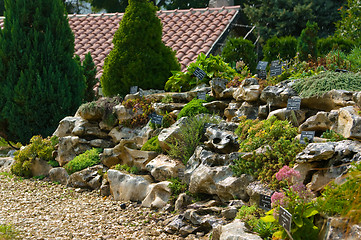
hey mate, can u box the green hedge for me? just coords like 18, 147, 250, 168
263, 36, 297, 62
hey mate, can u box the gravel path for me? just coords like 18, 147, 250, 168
0, 167, 192, 240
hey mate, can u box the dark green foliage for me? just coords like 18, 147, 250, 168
64, 148, 102, 174
11, 135, 58, 178
263, 36, 297, 62
165, 53, 237, 92
221, 37, 257, 72
100, 0, 180, 97
177, 99, 209, 120
336, 0, 361, 44
0, 0, 4, 15
165, 0, 208, 9
82, 52, 98, 102
317, 36, 355, 56
232, 116, 305, 188
292, 71, 361, 98
141, 136, 163, 153
243, 0, 343, 42
297, 21, 319, 61
0, 0, 85, 144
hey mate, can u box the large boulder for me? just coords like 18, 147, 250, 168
260, 81, 297, 108
301, 90, 355, 112
56, 136, 91, 166
296, 140, 361, 191
0, 157, 14, 169
233, 102, 259, 120
323, 217, 361, 240
53, 116, 82, 138
109, 125, 151, 145
210, 78, 228, 99
299, 111, 337, 132
204, 124, 239, 154
121, 145, 158, 171
188, 164, 252, 202
204, 101, 229, 117
141, 181, 172, 209
71, 119, 108, 139
246, 181, 274, 207
233, 78, 261, 102
268, 108, 307, 126
336, 106, 361, 140
67, 165, 104, 190
107, 169, 151, 202
49, 167, 69, 185
212, 219, 262, 240
145, 155, 185, 182
30, 158, 53, 177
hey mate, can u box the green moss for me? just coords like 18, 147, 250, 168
177, 99, 209, 120
112, 164, 139, 174
141, 136, 163, 153
64, 148, 102, 174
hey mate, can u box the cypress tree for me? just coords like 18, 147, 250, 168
0, 0, 85, 144
82, 52, 98, 102
101, 0, 180, 97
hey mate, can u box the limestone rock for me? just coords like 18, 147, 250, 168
142, 181, 172, 209
296, 142, 336, 163
158, 117, 188, 151
113, 105, 134, 123
219, 87, 235, 99
29, 158, 53, 177
71, 120, 108, 139
122, 145, 158, 171
107, 169, 151, 202
224, 102, 242, 122
109, 125, 151, 145
188, 164, 251, 201
89, 139, 114, 148
53, 116, 82, 138
204, 101, 229, 116
210, 78, 228, 99
204, 125, 239, 154
232, 102, 259, 120
246, 181, 274, 207
49, 167, 69, 185
67, 165, 104, 190
0, 157, 14, 169
145, 155, 185, 182
56, 136, 91, 166
152, 102, 185, 114
299, 111, 335, 132
260, 81, 297, 108
336, 106, 361, 140
301, 89, 355, 111
267, 108, 307, 126
323, 217, 361, 240
175, 193, 193, 212
233, 79, 260, 102
212, 219, 262, 240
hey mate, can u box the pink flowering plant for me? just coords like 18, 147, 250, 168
261, 166, 319, 240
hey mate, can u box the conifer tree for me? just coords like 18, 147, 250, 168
100, 0, 180, 97
0, 0, 85, 144
82, 52, 98, 102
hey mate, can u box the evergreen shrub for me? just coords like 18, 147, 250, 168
100, 0, 180, 97
165, 53, 237, 92
0, 0, 85, 144
317, 36, 355, 56
263, 36, 297, 62
297, 21, 319, 61
292, 71, 361, 98
64, 148, 102, 174
82, 53, 98, 102
177, 99, 209, 120
11, 135, 59, 178
221, 37, 257, 72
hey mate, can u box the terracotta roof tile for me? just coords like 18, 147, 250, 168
0, 6, 240, 79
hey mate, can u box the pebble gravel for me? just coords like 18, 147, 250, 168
0, 167, 194, 240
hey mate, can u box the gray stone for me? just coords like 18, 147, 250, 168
204, 125, 239, 154
0, 157, 14, 169
107, 169, 151, 202
233, 102, 259, 120
246, 181, 274, 207
323, 217, 361, 240
145, 155, 185, 182
49, 167, 69, 185
204, 101, 229, 116
142, 181, 172, 209
56, 136, 91, 166
158, 117, 188, 151
301, 89, 355, 112
67, 165, 104, 190
299, 111, 335, 132
212, 219, 262, 240
221, 207, 238, 220
260, 81, 298, 108
175, 193, 193, 212
268, 108, 307, 126
224, 102, 242, 122
296, 142, 336, 163
336, 106, 361, 140
210, 78, 228, 99
233, 79, 261, 102
53, 116, 82, 138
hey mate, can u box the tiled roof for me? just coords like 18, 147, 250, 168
0, 6, 240, 79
